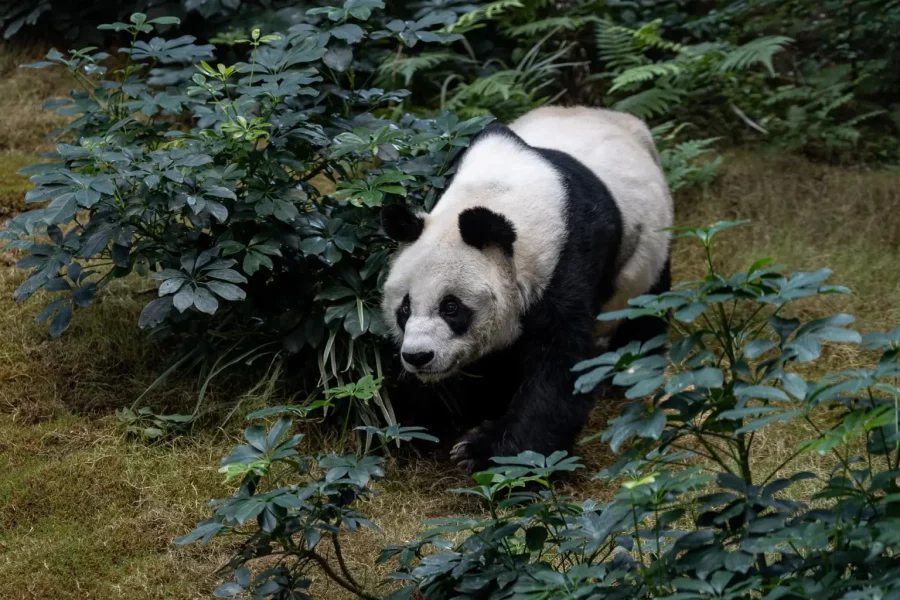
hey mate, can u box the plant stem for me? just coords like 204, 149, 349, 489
692, 434, 738, 476
735, 433, 753, 485
303, 551, 379, 600
760, 446, 805, 485
303, 159, 329, 182
804, 415, 876, 504
668, 441, 728, 466
340, 399, 354, 450
332, 535, 362, 590
701, 313, 733, 364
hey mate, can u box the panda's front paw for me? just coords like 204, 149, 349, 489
449, 424, 500, 475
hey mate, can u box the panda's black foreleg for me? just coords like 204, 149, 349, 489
449, 318, 596, 474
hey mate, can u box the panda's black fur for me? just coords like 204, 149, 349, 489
384, 123, 671, 472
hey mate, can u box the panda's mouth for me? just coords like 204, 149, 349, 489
411, 366, 455, 382
406, 361, 461, 382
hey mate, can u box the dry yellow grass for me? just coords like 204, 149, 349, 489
0, 154, 38, 218
0, 42, 71, 155
0, 416, 235, 599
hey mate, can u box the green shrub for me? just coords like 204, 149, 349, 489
668, 0, 900, 161
181, 222, 900, 599
1, 7, 491, 428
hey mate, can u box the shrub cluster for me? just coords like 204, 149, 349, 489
2, 7, 492, 427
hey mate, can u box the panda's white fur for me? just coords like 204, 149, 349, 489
507, 106, 672, 341
382, 106, 672, 375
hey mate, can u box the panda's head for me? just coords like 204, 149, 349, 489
380, 203, 523, 381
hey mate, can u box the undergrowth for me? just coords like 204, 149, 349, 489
181, 221, 900, 599
1, 151, 899, 599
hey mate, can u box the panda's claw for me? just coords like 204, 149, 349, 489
449, 426, 498, 474
449, 441, 470, 461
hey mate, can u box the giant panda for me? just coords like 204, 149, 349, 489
380, 106, 673, 473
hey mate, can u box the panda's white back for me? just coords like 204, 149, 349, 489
412, 106, 672, 333
509, 106, 673, 333
428, 125, 569, 309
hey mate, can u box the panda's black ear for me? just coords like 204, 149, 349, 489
382, 204, 425, 243
458, 207, 517, 256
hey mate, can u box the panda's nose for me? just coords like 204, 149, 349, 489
402, 351, 434, 368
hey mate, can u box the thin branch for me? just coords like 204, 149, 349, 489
730, 103, 769, 135
761, 446, 806, 485
693, 434, 738, 476
303, 551, 380, 600
302, 159, 329, 182
331, 535, 362, 590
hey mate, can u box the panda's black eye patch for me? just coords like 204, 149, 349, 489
396, 294, 411, 330
440, 295, 473, 335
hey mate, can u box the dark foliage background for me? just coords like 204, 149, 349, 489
5, 1, 898, 160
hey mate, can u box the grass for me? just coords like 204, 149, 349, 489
0, 42, 70, 218
0, 416, 233, 598
0, 154, 38, 218
1, 44, 899, 600
0, 42, 71, 155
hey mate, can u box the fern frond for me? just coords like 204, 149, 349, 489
505, 15, 588, 37
649, 121, 682, 140
844, 109, 886, 127
718, 35, 792, 76
613, 88, 683, 119
833, 127, 862, 143
819, 92, 855, 116
629, 18, 690, 55
447, 70, 522, 105
377, 52, 467, 86
610, 62, 684, 92
446, 0, 524, 34
655, 131, 722, 192
670, 138, 720, 160
763, 85, 813, 106
595, 18, 642, 72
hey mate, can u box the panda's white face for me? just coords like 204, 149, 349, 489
381, 219, 523, 381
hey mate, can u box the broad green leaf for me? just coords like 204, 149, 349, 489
625, 375, 666, 399
736, 409, 801, 434
769, 315, 800, 341
781, 373, 808, 400
323, 46, 353, 71
693, 367, 724, 389
173, 286, 195, 312
193, 287, 219, 314
744, 340, 777, 359
674, 301, 706, 323
49, 304, 72, 337
736, 385, 790, 402
206, 281, 246, 302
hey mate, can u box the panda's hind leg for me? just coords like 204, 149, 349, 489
608, 256, 671, 352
